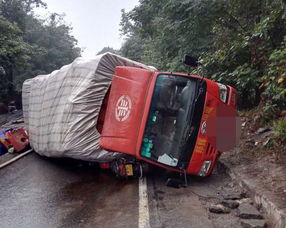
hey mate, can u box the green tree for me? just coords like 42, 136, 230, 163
0, 0, 81, 103
0, 0, 46, 32
0, 16, 32, 101
14, 13, 81, 90
97, 46, 119, 55
120, 34, 146, 62
120, 0, 286, 110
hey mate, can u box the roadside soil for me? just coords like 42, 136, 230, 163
220, 111, 286, 223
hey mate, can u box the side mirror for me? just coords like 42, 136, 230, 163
182, 54, 198, 67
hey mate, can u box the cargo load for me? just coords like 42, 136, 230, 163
22, 53, 153, 161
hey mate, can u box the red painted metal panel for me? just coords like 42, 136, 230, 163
101, 68, 238, 176
100, 66, 153, 156
6, 128, 29, 152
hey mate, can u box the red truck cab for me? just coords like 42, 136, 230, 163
100, 66, 238, 177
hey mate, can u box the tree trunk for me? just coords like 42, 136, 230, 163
6, 66, 14, 102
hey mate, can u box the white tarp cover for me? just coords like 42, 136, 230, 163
22, 53, 153, 161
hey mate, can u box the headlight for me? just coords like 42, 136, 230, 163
198, 160, 212, 176
217, 83, 228, 103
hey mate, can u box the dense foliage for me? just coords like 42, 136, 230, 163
97, 46, 119, 55
0, 0, 81, 104
120, 0, 286, 112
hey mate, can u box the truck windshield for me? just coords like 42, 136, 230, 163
140, 74, 197, 167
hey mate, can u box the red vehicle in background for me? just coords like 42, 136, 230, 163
99, 56, 238, 180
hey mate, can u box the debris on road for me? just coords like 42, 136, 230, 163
255, 127, 271, 135
221, 199, 239, 209
237, 198, 253, 205
236, 203, 264, 219
0, 149, 33, 169
11, 119, 24, 124
0, 129, 10, 155
5, 128, 29, 152
240, 219, 267, 228
0, 128, 29, 156
219, 156, 286, 227
222, 191, 246, 200
209, 204, 231, 214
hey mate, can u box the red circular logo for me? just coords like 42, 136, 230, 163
115, 95, 132, 122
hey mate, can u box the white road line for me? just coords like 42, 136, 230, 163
0, 149, 33, 169
138, 177, 150, 228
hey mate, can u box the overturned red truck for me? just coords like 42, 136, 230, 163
22, 53, 238, 179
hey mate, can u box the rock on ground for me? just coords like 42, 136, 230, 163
240, 219, 267, 228
237, 203, 263, 219
221, 200, 239, 209
223, 191, 246, 200
209, 204, 231, 214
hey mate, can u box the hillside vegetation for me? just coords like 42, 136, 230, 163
119, 0, 285, 112
1, 0, 285, 152
0, 0, 81, 106
117, 0, 286, 153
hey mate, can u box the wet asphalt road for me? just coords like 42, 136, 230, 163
0, 153, 244, 228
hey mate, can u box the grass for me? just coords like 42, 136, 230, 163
273, 117, 286, 150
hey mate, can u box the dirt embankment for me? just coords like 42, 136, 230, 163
221, 110, 286, 216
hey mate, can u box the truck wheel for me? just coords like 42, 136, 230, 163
166, 178, 185, 188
